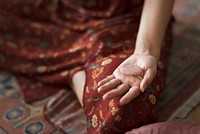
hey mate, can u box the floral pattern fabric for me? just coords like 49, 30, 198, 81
83, 23, 172, 133
0, 0, 173, 133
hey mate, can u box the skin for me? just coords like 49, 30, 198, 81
72, 0, 175, 106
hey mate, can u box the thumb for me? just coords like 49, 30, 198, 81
120, 65, 143, 76
140, 68, 157, 92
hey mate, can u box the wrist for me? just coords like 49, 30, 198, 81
134, 47, 160, 60
134, 36, 161, 60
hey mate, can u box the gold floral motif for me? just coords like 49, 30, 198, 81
96, 55, 103, 61
92, 114, 98, 128
110, 29, 118, 35
110, 55, 117, 58
115, 115, 122, 122
91, 67, 104, 79
39, 54, 44, 58
85, 86, 90, 93
106, 12, 111, 17
149, 94, 156, 104
37, 66, 47, 73
68, 46, 81, 53
101, 59, 112, 66
111, 107, 119, 116
79, 8, 85, 13
99, 110, 104, 120
92, 81, 98, 90
60, 70, 68, 76
31, 23, 42, 29
156, 85, 160, 91
7, 41, 17, 48
119, 54, 127, 58
109, 99, 114, 108
125, 39, 131, 44
86, 42, 93, 49
81, 52, 86, 57
63, 29, 70, 35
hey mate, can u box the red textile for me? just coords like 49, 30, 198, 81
0, 0, 143, 103
125, 122, 200, 134
0, 0, 173, 133
83, 19, 172, 133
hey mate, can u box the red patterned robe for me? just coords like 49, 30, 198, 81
0, 0, 172, 133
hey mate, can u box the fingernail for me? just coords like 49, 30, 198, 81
103, 96, 106, 100
119, 100, 126, 106
97, 88, 101, 93
141, 88, 145, 92
119, 101, 123, 106
103, 95, 109, 100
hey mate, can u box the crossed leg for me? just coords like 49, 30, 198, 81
70, 52, 164, 134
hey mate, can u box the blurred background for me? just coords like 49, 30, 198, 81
158, 0, 200, 123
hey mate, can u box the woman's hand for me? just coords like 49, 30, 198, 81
97, 53, 157, 106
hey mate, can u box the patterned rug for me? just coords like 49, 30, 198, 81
0, 71, 86, 134
0, 0, 200, 133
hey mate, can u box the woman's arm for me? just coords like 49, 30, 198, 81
133, 0, 175, 92
135, 0, 174, 60
98, 0, 175, 105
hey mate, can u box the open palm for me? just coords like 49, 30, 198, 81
97, 54, 157, 106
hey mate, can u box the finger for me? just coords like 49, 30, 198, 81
120, 65, 143, 76
119, 86, 141, 106
140, 68, 156, 92
114, 69, 141, 87
98, 75, 115, 87
103, 84, 130, 100
97, 78, 121, 93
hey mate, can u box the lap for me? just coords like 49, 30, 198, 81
83, 51, 165, 133
74, 17, 171, 133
